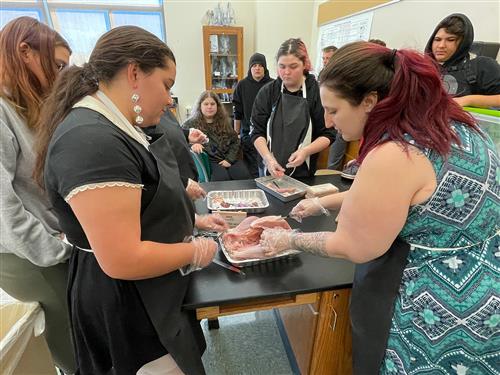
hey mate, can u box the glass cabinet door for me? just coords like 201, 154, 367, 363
209, 33, 239, 92
203, 26, 243, 103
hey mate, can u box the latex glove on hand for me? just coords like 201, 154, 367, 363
289, 197, 330, 223
263, 154, 285, 178
191, 143, 204, 154
195, 213, 229, 232
260, 228, 296, 257
183, 237, 218, 274
188, 128, 208, 144
286, 149, 308, 168
186, 178, 206, 200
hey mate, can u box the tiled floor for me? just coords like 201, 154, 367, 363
1, 289, 296, 374
201, 310, 296, 375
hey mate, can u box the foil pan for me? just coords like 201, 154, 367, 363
255, 175, 309, 202
218, 236, 300, 267
206, 189, 269, 213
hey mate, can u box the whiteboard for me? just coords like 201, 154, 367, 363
315, 11, 374, 73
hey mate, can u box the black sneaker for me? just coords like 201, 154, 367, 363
341, 161, 359, 180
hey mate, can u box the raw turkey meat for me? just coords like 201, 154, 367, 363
222, 216, 291, 260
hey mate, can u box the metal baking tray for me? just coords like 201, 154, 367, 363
218, 236, 300, 267
255, 175, 309, 202
206, 189, 269, 213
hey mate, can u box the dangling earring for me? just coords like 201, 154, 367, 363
131, 93, 143, 125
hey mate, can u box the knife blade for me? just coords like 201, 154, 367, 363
212, 258, 246, 276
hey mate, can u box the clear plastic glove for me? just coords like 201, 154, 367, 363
260, 228, 297, 257
188, 128, 208, 144
286, 149, 308, 168
263, 154, 285, 178
186, 178, 206, 200
195, 213, 229, 232
289, 197, 330, 223
191, 143, 204, 154
182, 236, 218, 275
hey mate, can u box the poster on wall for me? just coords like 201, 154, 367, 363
315, 11, 374, 73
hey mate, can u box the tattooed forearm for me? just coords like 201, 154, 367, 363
291, 232, 330, 257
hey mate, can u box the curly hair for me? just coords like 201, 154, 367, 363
189, 90, 234, 143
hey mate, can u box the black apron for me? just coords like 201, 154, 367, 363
68, 132, 205, 375
267, 84, 312, 178
134, 132, 206, 375
152, 111, 198, 185
350, 237, 410, 375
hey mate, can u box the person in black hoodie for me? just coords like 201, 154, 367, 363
425, 13, 500, 108
251, 38, 336, 178
233, 53, 274, 177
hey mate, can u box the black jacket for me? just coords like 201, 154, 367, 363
425, 13, 500, 97
250, 73, 335, 145
233, 67, 274, 136
144, 111, 198, 185
182, 117, 241, 164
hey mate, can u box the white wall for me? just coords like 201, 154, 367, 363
254, 1, 315, 77
310, 0, 499, 68
164, 1, 256, 121
370, 0, 499, 50
164, 0, 316, 121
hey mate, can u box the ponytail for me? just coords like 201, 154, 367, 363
358, 48, 477, 163
33, 25, 176, 188
33, 64, 98, 187
319, 41, 477, 164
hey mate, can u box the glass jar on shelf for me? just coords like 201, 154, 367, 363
203, 25, 243, 95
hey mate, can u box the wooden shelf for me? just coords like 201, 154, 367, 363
196, 293, 318, 320
203, 25, 243, 97
210, 53, 238, 57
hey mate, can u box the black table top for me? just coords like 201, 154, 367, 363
183, 175, 356, 310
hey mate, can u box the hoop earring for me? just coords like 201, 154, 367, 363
131, 93, 143, 125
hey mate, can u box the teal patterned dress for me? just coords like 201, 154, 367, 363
380, 122, 499, 375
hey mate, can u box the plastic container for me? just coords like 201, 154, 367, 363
464, 107, 499, 152
0, 302, 55, 375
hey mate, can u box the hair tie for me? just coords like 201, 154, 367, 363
390, 48, 398, 69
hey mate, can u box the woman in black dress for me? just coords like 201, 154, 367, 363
34, 26, 217, 375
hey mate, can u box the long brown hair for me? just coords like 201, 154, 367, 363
189, 90, 234, 143
34, 26, 176, 187
0, 16, 71, 129
319, 41, 477, 163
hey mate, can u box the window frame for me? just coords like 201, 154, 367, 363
1, 1, 166, 41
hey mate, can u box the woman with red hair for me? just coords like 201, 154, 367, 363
261, 41, 498, 374
0, 17, 75, 373
251, 38, 336, 177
